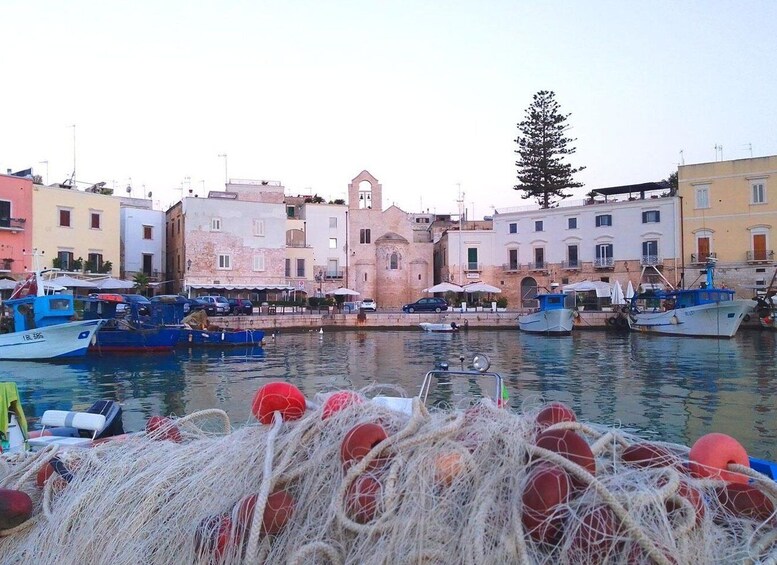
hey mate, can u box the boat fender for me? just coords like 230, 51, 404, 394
688, 432, 750, 484
670, 315, 679, 325
0, 488, 33, 531
606, 317, 616, 326
743, 313, 751, 322
572, 311, 580, 319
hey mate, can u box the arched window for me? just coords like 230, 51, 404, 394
389, 252, 399, 270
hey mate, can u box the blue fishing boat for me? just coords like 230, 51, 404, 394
82, 295, 179, 353
518, 292, 575, 335
0, 271, 103, 360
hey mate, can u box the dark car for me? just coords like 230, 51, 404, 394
402, 297, 448, 313
228, 298, 253, 315
190, 298, 217, 316
119, 294, 151, 316
149, 295, 193, 314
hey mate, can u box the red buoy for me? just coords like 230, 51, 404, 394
665, 480, 705, 526
622, 443, 681, 470
322, 391, 364, 420
251, 382, 306, 424
194, 513, 232, 561
535, 402, 577, 431
233, 489, 295, 541
688, 433, 750, 484
345, 474, 382, 524
0, 489, 33, 530
145, 416, 182, 442
36, 460, 56, 488
340, 423, 390, 471
521, 462, 572, 544
535, 429, 596, 486
569, 505, 623, 563
716, 483, 775, 522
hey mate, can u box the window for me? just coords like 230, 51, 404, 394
568, 217, 577, 229
642, 240, 658, 265
329, 217, 337, 228
533, 248, 545, 269
534, 220, 544, 232
0, 200, 10, 227
253, 219, 265, 236
595, 214, 612, 227
467, 248, 478, 270
595, 244, 614, 267
567, 245, 579, 268
58, 208, 72, 227
253, 255, 265, 271
752, 181, 766, 204
217, 254, 231, 269
142, 254, 153, 275
329, 238, 337, 249
211, 218, 221, 231
695, 185, 710, 209
752, 233, 768, 261
87, 253, 103, 271
296, 258, 305, 277
285, 258, 291, 277
90, 212, 101, 229
57, 250, 74, 270
360, 229, 371, 244
508, 249, 518, 270
389, 252, 399, 270
287, 206, 295, 218
509, 223, 517, 234
642, 210, 660, 223
143, 225, 153, 240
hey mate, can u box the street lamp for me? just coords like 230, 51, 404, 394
315, 270, 323, 297
187, 259, 192, 271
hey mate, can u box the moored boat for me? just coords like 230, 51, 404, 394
419, 322, 459, 332
177, 327, 265, 346
627, 259, 752, 338
0, 270, 103, 361
518, 292, 575, 335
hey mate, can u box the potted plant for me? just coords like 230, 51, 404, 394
496, 297, 508, 311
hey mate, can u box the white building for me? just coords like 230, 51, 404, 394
119, 197, 165, 282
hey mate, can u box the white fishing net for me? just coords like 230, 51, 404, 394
0, 391, 775, 565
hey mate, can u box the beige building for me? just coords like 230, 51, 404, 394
679, 155, 777, 295
346, 171, 434, 308
32, 184, 120, 274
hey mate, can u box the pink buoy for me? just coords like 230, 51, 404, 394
145, 416, 182, 442
689, 433, 750, 484
251, 382, 306, 424
322, 391, 363, 420
535, 402, 577, 430
340, 423, 390, 471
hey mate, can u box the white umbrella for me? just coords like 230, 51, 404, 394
47, 275, 98, 289
463, 282, 502, 294
611, 280, 626, 305
95, 277, 136, 290
0, 279, 17, 290
332, 287, 360, 296
563, 280, 612, 298
626, 280, 635, 300
424, 282, 464, 293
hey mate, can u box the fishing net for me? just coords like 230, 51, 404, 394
0, 389, 775, 565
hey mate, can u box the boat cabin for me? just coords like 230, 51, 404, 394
1, 294, 77, 333
671, 288, 735, 308
535, 293, 575, 312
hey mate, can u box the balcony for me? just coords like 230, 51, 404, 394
528, 261, 547, 272
561, 260, 580, 270
640, 255, 662, 266
594, 257, 615, 269
324, 269, 344, 280
0, 217, 26, 232
464, 262, 481, 272
690, 252, 717, 265
502, 262, 520, 272
746, 250, 774, 264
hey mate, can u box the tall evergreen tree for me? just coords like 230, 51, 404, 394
514, 90, 585, 208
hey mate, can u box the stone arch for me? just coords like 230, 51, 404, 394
520, 277, 538, 308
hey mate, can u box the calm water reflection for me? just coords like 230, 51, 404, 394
3, 329, 775, 459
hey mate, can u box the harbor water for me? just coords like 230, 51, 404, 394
3, 328, 776, 460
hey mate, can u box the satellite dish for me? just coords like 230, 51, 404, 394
126, 185, 132, 194
147, 191, 152, 198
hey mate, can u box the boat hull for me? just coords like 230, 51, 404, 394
90, 327, 180, 352
0, 319, 103, 360
419, 323, 458, 332
628, 299, 752, 338
518, 308, 574, 335
177, 328, 265, 346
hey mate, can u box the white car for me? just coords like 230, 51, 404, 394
360, 298, 377, 311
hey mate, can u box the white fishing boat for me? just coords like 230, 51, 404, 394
419, 322, 459, 332
0, 268, 103, 360
627, 259, 752, 338
518, 292, 575, 335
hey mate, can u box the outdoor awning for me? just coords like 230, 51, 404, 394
187, 283, 296, 291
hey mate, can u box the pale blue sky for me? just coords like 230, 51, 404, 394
2, 1, 775, 215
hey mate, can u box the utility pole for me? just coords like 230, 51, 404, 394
456, 184, 464, 284
218, 154, 228, 185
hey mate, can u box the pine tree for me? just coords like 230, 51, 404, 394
514, 90, 585, 208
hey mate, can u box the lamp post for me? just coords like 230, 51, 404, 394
218, 154, 228, 185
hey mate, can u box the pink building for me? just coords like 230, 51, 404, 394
0, 173, 34, 277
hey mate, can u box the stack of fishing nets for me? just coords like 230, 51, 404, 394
0, 382, 775, 564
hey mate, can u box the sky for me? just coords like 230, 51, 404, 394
2, 1, 776, 216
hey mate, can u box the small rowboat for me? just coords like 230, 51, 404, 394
419, 322, 458, 332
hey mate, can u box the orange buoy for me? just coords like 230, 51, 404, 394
535, 429, 596, 487
0, 488, 33, 530
688, 433, 750, 484
716, 483, 775, 522
345, 474, 382, 524
535, 402, 577, 430
145, 416, 182, 443
622, 443, 681, 470
521, 462, 572, 544
322, 391, 363, 420
340, 423, 389, 471
194, 513, 232, 561
434, 452, 465, 487
251, 382, 306, 424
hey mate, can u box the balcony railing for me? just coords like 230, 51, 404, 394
690, 252, 717, 265
528, 261, 547, 271
464, 262, 481, 271
0, 217, 26, 231
324, 270, 344, 280
502, 262, 520, 272
746, 250, 774, 263
594, 257, 615, 269
640, 255, 661, 266
561, 260, 580, 270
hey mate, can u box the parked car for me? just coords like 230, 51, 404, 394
149, 295, 192, 315
190, 298, 217, 316
402, 297, 448, 313
360, 298, 377, 312
228, 298, 253, 315
200, 296, 230, 315
119, 294, 151, 316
